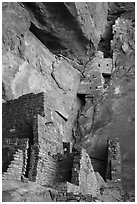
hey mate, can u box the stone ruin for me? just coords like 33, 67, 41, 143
2, 2, 135, 201
2, 91, 122, 201
77, 51, 112, 98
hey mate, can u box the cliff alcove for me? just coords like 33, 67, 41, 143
2, 2, 135, 202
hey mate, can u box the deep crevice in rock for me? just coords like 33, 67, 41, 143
2, 2, 135, 202
97, 24, 113, 58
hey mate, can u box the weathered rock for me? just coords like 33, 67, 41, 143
98, 2, 135, 58
2, 2, 82, 146
67, 2, 108, 49
2, 180, 57, 202
2, 2, 135, 201
83, 17, 135, 195
78, 102, 95, 137
2, 2, 30, 56
2, 3, 81, 119
85, 81, 135, 194
21, 2, 108, 64
108, 2, 135, 23
63, 97, 81, 143
98, 180, 123, 202
51, 59, 80, 94
111, 17, 135, 74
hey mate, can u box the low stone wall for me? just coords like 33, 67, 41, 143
2, 138, 29, 180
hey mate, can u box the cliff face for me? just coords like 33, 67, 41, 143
21, 2, 108, 63
87, 17, 135, 194
2, 2, 135, 201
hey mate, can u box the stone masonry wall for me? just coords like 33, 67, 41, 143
2, 92, 47, 141
71, 153, 81, 186
79, 149, 99, 196
106, 139, 122, 186
28, 114, 63, 186
37, 114, 63, 154
36, 155, 58, 186
2, 138, 29, 180
2, 92, 65, 186
2, 92, 53, 182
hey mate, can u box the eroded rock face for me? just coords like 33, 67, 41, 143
2, 2, 82, 145
108, 2, 135, 23
21, 2, 108, 64
81, 17, 135, 195
2, 180, 57, 202
65, 2, 108, 49
2, 1, 135, 201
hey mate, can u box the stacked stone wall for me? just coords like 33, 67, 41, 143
28, 114, 63, 186
2, 138, 29, 180
71, 153, 81, 185
2, 92, 46, 141
2, 92, 57, 184
106, 139, 122, 184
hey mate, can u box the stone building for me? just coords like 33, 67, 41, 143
2, 92, 63, 186
2, 91, 122, 201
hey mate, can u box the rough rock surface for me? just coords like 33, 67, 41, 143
2, 2, 135, 202
82, 16, 135, 195
21, 2, 108, 64
2, 180, 57, 202
2, 2, 81, 145
98, 2, 135, 57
